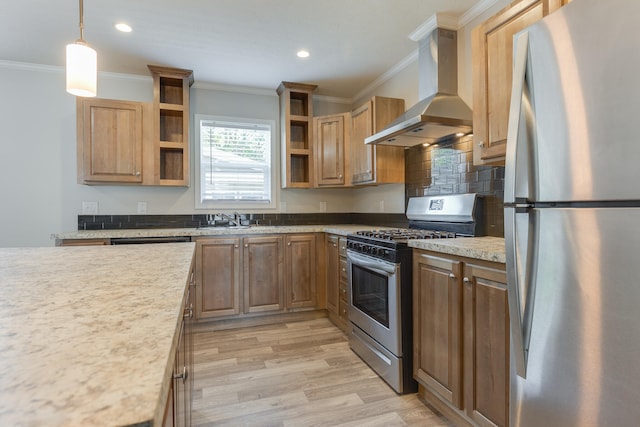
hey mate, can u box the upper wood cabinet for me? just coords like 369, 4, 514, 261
350, 96, 405, 185
314, 113, 350, 187
76, 98, 145, 184
148, 65, 194, 186
472, 0, 569, 165
277, 82, 318, 188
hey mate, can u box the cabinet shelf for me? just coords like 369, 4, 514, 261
159, 103, 185, 111
159, 76, 185, 105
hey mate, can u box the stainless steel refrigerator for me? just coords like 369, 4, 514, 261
504, 0, 640, 425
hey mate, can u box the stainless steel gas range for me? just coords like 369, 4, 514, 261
346, 193, 483, 394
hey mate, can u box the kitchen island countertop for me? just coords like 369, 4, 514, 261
408, 236, 505, 263
0, 243, 196, 426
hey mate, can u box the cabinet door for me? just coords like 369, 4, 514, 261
243, 235, 284, 314
325, 235, 340, 315
350, 97, 405, 185
350, 100, 374, 184
285, 234, 317, 308
77, 98, 143, 183
413, 252, 463, 409
195, 237, 241, 319
472, 0, 566, 165
315, 113, 349, 186
463, 263, 509, 427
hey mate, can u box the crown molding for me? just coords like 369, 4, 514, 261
459, 0, 502, 27
409, 13, 459, 41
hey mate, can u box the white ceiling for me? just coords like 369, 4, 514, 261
1, 0, 484, 98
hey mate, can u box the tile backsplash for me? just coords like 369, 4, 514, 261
404, 135, 505, 237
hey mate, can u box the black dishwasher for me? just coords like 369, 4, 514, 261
110, 236, 192, 244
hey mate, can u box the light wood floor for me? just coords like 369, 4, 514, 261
192, 317, 452, 426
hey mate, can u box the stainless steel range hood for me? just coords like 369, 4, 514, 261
365, 26, 472, 147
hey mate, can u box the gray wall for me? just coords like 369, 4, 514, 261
0, 0, 514, 247
0, 66, 405, 248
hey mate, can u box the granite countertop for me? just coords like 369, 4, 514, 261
408, 236, 506, 263
0, 243, 196, 426
52, 224, 380, 240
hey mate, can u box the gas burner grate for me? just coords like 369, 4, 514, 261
354, 228, 458, 241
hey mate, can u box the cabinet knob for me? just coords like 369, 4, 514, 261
244, 244, 249, 248
338, 174, 343, 179
342, 268, 346, 272
478, 141, 485, 148
366, 170, 371, 174
173, 366, 188, 383
135, 171, 141, 176
463, 277, 471, 287
341, 246, 346, 251
234, 244, 239, 248
449, 273, 456, 280
288, 242, 291, 246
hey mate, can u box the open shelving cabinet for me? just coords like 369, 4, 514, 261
148, 65, 194, 186
277, 81, 317, 188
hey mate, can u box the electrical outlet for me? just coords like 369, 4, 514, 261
319, 201, 327, 212
137, 202, 147, 214
82, 201, 98, 215
379, 200, 385, 212
280, 201, 287, 212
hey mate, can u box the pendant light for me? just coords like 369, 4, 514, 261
66, 0, 97, 97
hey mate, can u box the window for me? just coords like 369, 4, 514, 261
195, 115, 276, 209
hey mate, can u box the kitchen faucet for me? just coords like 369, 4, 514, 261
219, 212, 240, 226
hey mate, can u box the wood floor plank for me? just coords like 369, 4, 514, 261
192, 318, 452, 426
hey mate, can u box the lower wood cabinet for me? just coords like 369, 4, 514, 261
243, 235, 285, 314
195, 237, 242, 319
285, 234, 317, 309
195, 233, 321, 321
326, 234, 348, 331
413, 250, 509, 427
164, 259, 195, 427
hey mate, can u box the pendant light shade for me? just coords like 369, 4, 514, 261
66, 0, 97, 97
66, 41, 96, 97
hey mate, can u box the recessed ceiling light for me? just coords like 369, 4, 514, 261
115, 23, 132, 33
297, 50, 310, 58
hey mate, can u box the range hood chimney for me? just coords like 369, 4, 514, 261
365, 17, 472, 147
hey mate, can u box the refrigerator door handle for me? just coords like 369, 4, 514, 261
505, 31, 534, 378
505, 31, 532, 204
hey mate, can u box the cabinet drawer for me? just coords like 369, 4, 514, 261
339, 238, 347, 257
339, 258, 348, 282
338, 298, 349, 324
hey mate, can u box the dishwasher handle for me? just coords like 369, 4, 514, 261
111, 236, 192, 244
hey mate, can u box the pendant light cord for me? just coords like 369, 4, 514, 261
78, 0, 85, 42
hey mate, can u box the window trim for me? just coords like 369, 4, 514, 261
194, 114, 277, 210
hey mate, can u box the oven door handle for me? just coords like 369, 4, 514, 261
347, 251, 397, 276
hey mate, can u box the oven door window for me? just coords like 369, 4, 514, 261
351, 264, 389, 328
